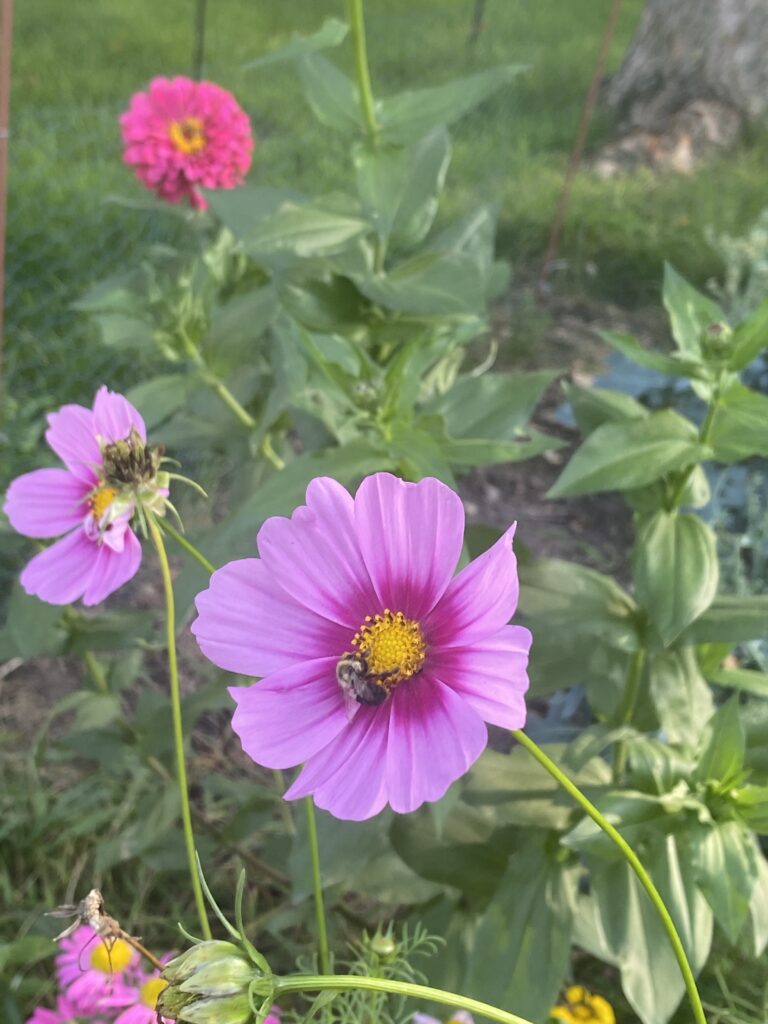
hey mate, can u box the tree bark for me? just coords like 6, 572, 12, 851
606, 0, 768, 129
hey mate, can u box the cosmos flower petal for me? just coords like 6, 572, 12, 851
83, 528, 142, 606
430, 625, 531, 729
3, 468, 90, 538
285, 704, 390, 821
92, 385, 146, 443
425, 525, 519, 647
20, 529, 96, 605
229, 658, 349, 769
386, 675, 487, 814
354, 473, 464, 619
192, 559, 350, 676
256, 477, 378, 628
44, 404, 101, 484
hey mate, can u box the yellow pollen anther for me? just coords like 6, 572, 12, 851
352, 609, 426, 686
89, 486, 118, 521
169, 116, 206, 154
140, 977, 168, 1008
90, 937, 133, 974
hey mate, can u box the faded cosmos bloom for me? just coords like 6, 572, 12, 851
120, 76, 254, 210
4, 386, 165, 606
193, 473, 531, 820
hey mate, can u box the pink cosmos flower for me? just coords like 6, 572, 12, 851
120, 76, 254, 210
55, 924, 137, 1015
25, 995, 105, 1024
113, 966, 174, 1024
4, 386, 145, 606
192, 473, 531, 820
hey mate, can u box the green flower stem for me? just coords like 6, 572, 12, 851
206, 374, 258, 430
147, 514, 212, 941
275, 974, 536, 1024
157, 516, 216, 575
305, 796, 331, 974
347, 0, 379, 145
511, 729, 707, 1024
612, 647, 646, 779
668, 386, 720, 510
82, 649, 109, 694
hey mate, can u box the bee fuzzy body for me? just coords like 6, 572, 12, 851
336, 654, 395, 707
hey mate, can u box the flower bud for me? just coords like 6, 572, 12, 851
158, 940, 259, 1024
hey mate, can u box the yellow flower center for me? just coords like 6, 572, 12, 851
89, 937, 133, 974
551, 987, 615, 1024
169, 116, 206, 154
352, 609, 426, 687
89, 485, 118, 521
140, 977, 168, 1008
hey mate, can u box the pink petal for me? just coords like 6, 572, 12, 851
285, 704, 391, 821
425, 525, 519, 648
82, 528, 142, 606
20, 529, 96, 605
256, 477, 379, 628
429, 625, 531, 729
92, 385, 146, 443
354, 474, 464, 620
4, 468, 90, 538
192, 559, 350, 677
229, 657, 348, 769
386, 675, 487, 814
45, 404, 101, 484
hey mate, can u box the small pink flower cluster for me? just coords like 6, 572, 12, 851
26, 925, 171, 1024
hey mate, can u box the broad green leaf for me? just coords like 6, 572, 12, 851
378, 64, 526, 144
646, 835, 713, 974
64, 609, 155, 653
706, 665, 768, 697
297, 53, 362, 134
625, 463, 710, 515
633, 511, 719, 645
563, 790, 698, 860
709, 381, 768, 461
205, 185, 306, 239
279, 276, 367, 332
548, 410, 704, 498
244, 202, 369, 260
685, 595, 768, 644
439, 431, 562, 469
288, 807, 391, 899
391, 128, 451, 249
430, 370, 557, 442
127, 374, 196, 431
353, 252, 485, 315
464, 839, 578, 1022
601, 330, 705, 378
728, 295, 768, 369
0, 582, 64, 660
663, 263, 724, 358
563, 381, 648, 435
353, 142, 409, 240
694, 695, 745, 787
244, 18, 348, 69
733, 784, 768, 833
695, 821, 758, 943
649, 648, 714, 748
204, 286, 277, 367
749, 852, 768, 955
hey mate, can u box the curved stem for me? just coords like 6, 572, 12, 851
305, 797, 331, 974
668, 389, 720, 510
347, 0, 379, 145
511, 730, 707, 1024
206, 375, 257, 430
612, 647, 646, 779
157, 517, 215, 575
275, 974, 535, 1024
147, 514, 212, 941
82, 650, 109, 694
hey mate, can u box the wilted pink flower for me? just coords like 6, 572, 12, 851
55, 924, 137, 1015
4, 386, 145, 606
120, 76, 254, 210
193, 473, 531, 820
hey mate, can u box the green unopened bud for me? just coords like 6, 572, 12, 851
370, 933, 397, 960
701, 320, 733, 361
159, 941, 260, 1024
177, 992, 252, 1024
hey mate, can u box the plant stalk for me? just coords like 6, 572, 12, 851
668, 388, 720, 510
612, 647, 646, 778
157, 516, 216, 575
305, 797, 331, 974
347, 0, 379, 145
512, 729, 707, 1024
147, 514, 212, 940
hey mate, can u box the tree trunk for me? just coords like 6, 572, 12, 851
606, 0, 768, 128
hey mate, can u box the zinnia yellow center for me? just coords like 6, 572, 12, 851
352, 609, 426, 685
169, 116, 206, 154
90, 937, 133, 974
140, 977, 168, 1008
89, 485, 118, 520
551, 987, 615, 1024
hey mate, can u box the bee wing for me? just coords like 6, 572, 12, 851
52, 919, 83, 941
341, 689, 360, 723
45, 905, 78, 918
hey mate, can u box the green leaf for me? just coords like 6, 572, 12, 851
353, 252, 485, 315
563, 381, 648, 435
464, 839, 578, 1022
243, 18, 348, 69
297, 53, 362, 134
244, 202, 369, 260
733, 784, 768, 833
649, 648, 714, 748
438, 431, 562, 469
633, 511, 719, 645
0, 935, 56, 971
429, 370, 556, 442
685, 595, 768, 644
548, 410, 704, 498
706, 665, 768, 697
695, 821, 758, 943
64, 609, 155, 653
749, 852, 768, 955
0, 582, 64, 660
600, 330, 704, 378
378, 64, 526, 145
709, 380, 768, 461
353, 142, 409, 240
279, 276, 367, 333
205, 185, 305, 239
728, 295, 768, 369
663, 263, 724, 358
204, 286, 277, 368
126, 374, 195, 431
693, 695, 746, 787
563, 790, 696, 860
390, 129, 451, 249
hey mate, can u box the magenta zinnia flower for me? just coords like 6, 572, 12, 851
4, 386, 147, 606
113, 967, 174, 1024
120, 76, 254, 210
55, 924, 136, 1015
193, 473, 531, 820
